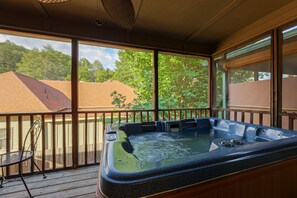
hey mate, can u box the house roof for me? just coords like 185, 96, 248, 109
42, 79, 137, 111
0, 72, 136, 113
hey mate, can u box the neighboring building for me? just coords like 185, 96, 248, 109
0, 71, 137, 164
0, 71, 136, 113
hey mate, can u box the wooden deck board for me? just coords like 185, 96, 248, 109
3, 166, 99, 187
70, 193, 96, 198
0, 166, 99, 198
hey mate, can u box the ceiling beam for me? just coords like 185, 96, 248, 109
215, 0, 297, 54
29, 0, 51, 19
132, 0, 143, 19
0, 11, 213, 55
184, 0, 246, 42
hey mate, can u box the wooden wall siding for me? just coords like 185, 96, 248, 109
215, 0, 297, 54
154, 157, 297, 198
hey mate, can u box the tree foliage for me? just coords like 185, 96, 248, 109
0, 40, 27, 73
113, 50, 153, 109
17, 45, 71, 80
215, 66, 224, 108
230, 69, 254, 84
78, 58, 94, 82
96, 68, 114, 82
158, 54, 208, 108
78, 58, 114, 82
112, 50, 209, 109
0, 40, 110, 83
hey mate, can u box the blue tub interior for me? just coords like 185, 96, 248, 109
99, 118, 297, 198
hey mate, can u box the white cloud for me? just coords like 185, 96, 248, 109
79, 44, 119, 70
0, 34, 71, 55
0, 33, 119, 70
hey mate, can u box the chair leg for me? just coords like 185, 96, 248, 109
0, 167, 4, 188
20, 167, 33, 198
33, 160, 46, 179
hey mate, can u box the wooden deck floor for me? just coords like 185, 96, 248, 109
0, 166, 99, 198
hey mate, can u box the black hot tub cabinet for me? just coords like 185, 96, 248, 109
98, 118, 297, 197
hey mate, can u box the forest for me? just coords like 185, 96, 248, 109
0, 40, 209, 110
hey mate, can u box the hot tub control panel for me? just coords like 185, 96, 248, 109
106, 131, 117, 141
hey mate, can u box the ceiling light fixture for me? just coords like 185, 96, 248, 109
38, 0, 71, 4
101, 0, 135, 30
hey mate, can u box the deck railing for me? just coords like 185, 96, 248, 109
0, 108, 210, 178
158, 108, 210, 121
0, 108, 297, 177
212, 108, 271, 126
281, 111, 297, 130
213, 108, 297, 130
0, 112, 73, 178
2, 107, 295, 178
1, 107, 296, 178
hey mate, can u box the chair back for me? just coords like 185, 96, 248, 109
21, 119, 42, 160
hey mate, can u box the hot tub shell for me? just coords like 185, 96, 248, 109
98, 118, 297, 197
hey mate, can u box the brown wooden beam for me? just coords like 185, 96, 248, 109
271, 29, 283, 127
62, 114, 66, 168
30, 115, 34, 174
6, 116, 10, 177
41, 115, 45, 172
225, 68, 230, 119
71, 39, 79, 169
153, 50, 159, 121
52, 114, 56, 170
18, 115, 23, 175
210, 58, 215, 117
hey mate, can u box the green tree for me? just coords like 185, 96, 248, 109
113, 50, 153, 109
0, 40, 27, 73
92, 60, 114, 82
78, 58, 95, 82
215, 65, 224, 108
96, 68, 114, 82
78, 59, 114, 82
17, 45, 71, 80
92, 60, 104, 70
230, 69, 254, 84
112, 50, 209, 110
158, 54, 208, 108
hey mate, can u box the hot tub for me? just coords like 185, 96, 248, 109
97, 118, 297, 197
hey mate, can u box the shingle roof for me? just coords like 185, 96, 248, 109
42, 79, 137, 111
0, 72, 136, 113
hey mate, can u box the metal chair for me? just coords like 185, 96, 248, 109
0, 119, 46, 198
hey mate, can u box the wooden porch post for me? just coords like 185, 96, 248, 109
271, 29, 283, 127
225, 64, 230, 120
153, 50, 159, 121
209, 57, 214, 117
71, 39, 79, 168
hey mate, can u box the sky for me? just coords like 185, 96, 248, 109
0, 33, 119, 70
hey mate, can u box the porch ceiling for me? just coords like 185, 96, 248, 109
0, 0, 294, 54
